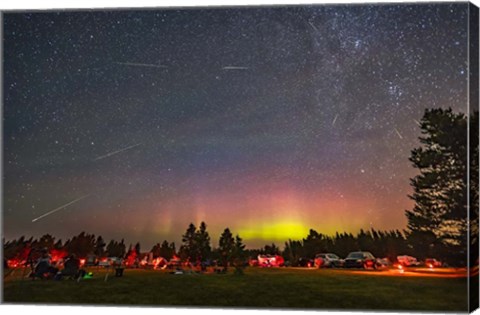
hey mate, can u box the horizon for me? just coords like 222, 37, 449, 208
3, 224, 410, 251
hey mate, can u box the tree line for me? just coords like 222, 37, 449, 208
3, 227, 408, 266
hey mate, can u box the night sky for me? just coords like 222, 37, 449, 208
3, 3, 469, 248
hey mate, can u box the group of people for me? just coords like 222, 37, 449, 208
30, 249, 86, 280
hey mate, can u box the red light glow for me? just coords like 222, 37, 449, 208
50, 249, 68, 263
7, 259, 23, 268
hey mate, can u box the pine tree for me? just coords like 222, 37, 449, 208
406, 108, 468, 264
180, 223, 197, 262
119, 239, 126, 257
159, 240, 175, 260
151, 243, 161, 258
263, 243, 280, 255
94, 236, 106, 257
232, 235, 246, 275
218, 228, 235, 270
106, 240, 115, 257
135, 242, 141, 256
284, 239, 304, 267
37, 234, 55, 249
195, 222, 212, 261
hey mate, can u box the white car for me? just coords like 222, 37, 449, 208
314, 253, 343, 268
98, 257, 123, 267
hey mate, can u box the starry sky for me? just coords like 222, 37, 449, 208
3, 3, 470, 249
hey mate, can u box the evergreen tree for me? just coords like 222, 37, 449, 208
54, 239, 63, 250
106, 240, 117, 257
406, 108, 468, 264
94, 236, 106, 257
232, 235, 246, 275
37, 234, 55, 249
151, 243, 161, 258
119, 239, 126, 257
333, 232, 358, 258
66, 232, 96, 257
106, 239, 125, 257
263, 243, 280, 255
284, 239, 304, 266
159, 240, 175, 260
180, 223, 197, 261
195, 222, 212, 261
218, 228, 235, 270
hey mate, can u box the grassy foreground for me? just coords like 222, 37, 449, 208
3, 267, 467, 311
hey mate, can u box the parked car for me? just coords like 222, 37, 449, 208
98, 257, 123, 267
258, 255, 285, 267
397, 255, 420, 267
314, 253, 344, 268
425, 258, 442, 268
344, 251, 377, 269
85, 254, 97, 267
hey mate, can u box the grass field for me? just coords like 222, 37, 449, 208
3, 267, 468, 311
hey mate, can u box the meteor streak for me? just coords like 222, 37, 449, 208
94, 143, 141, 161
115, 62, 168, 69
32, 195, 90, 222
308, 21, 319, 32
332, 114, 339, 126
394, 128, 403, 139
222, 66, 249, 70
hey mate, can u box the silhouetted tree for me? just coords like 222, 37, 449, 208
333, 232, 357, 258
106, 239, 125, 257
66, 232, 95, 257
159, 240, 176, 260
284, 239, 304, 266
218, 228, 235, 270
37, 234, 55, 249
232, 235, 246, 275
179, 223, 197, 261
94, 236, 106, 257
151, 243, 161, 258
303, 229, 334, 258
195, 222, 212, 261
406, 108, 468, 265
263, 243, 280, 255
54, 239, 63, 250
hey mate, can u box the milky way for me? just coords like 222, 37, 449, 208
3, 3, 469, 248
